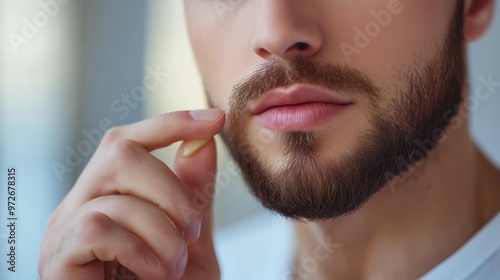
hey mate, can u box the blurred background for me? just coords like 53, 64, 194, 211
0, 1, 499, 279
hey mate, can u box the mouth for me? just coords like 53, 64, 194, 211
250, 84, 354, 131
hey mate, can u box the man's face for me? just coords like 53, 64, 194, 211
184, 0, 464, 220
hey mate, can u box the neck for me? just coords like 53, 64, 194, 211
292, 119, 500, 280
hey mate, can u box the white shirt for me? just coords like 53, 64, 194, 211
215, 212, 500, 280
419, 212, 500, 280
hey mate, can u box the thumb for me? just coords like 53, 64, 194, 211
174, 137, 218, 243
174, 138, 221, 279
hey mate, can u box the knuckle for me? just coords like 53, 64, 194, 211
101, 127, 122, 146
75, 211, 114, 243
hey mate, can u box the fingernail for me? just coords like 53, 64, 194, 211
176, 245, 188, 279
182, 138, 212, 157
189, 109, 223, 122
184, 217, 202, 244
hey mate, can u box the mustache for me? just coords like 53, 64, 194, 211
230, 58, 380, 108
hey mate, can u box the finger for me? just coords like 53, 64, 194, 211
73, 196, 187, 279
48, 109, 225, 236
54, 140, 202, 243
101, 109, 225, 152
175, 138, 217, 241
42, 211, 168, 280
174, 138, 220, 277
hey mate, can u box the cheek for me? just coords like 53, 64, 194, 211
186, 2, 256, 111
333, 0, 456, 87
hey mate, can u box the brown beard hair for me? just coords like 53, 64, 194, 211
214, 0, 465, 221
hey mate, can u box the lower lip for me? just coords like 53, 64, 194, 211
254, 103, 350, 131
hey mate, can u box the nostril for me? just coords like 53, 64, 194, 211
295, 42, 308, 51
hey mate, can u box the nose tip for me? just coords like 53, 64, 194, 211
251, 3, 322, 61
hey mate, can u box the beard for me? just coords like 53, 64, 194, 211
217, 2, 465, 221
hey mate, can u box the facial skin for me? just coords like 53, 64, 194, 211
185, 0, 465, 220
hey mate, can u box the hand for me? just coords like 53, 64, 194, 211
39, 109, 225, 280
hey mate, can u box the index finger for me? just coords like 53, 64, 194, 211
48, 109, 225, 230
102, 109, 225, 152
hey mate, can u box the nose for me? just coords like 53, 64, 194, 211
252, 0, 323, 61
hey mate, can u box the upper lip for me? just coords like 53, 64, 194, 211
250, 84, 354, 115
